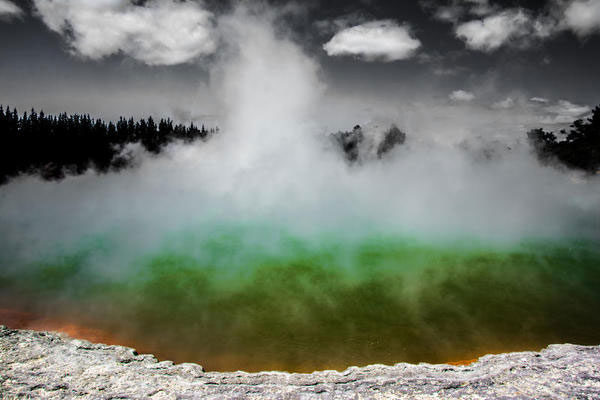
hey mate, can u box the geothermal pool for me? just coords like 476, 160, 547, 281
1, 0, 599, 376
1, 222, 599, 372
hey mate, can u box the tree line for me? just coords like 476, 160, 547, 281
0, 106, 217, 184
527, 105, 599, 174
1, 103, 597, 185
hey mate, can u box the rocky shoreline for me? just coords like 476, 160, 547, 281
1, 326, 599, 399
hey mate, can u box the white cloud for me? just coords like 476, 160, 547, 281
465, 0, 496, 17
428, 0, 600, 52
493, 97, 515, 109
532, 15, 558, 39
432, 66, 463, 76
453, 1, 600, 52
314, 12, 367, 35
455, 9, 531, 52
0, 0, 22, 18
434, 5, 465, 23
563, 0, 600, 36
541, 100, 591, 124
32, 0, 217, 66
428, 0, 496, 23
449, 90, 475, 102
323, 20, 421, 62
546, 100, 591, 117
530, 97, 549, 104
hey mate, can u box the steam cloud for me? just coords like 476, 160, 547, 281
1, 3, 599, 260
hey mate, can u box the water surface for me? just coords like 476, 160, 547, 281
1, 224, 599, 372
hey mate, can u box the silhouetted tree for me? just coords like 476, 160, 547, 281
377, 125, 406, 159
527, 105, 600, 173
0, 106, 217, 185
331, 124, 407, 163
332, 125, 364, 162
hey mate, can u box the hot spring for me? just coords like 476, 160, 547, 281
1, 135, 599, 372
1, 5, 599, 373
1, 211, 600, 372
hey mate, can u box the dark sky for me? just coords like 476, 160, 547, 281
0, 0, 599, 126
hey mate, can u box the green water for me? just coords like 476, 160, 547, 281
1, 224, 600, 372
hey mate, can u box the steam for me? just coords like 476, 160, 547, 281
1, 3, 599, 262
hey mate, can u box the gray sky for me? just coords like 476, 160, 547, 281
0, 0, 599, 129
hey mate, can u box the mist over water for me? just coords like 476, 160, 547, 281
1, 4, 599, 372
